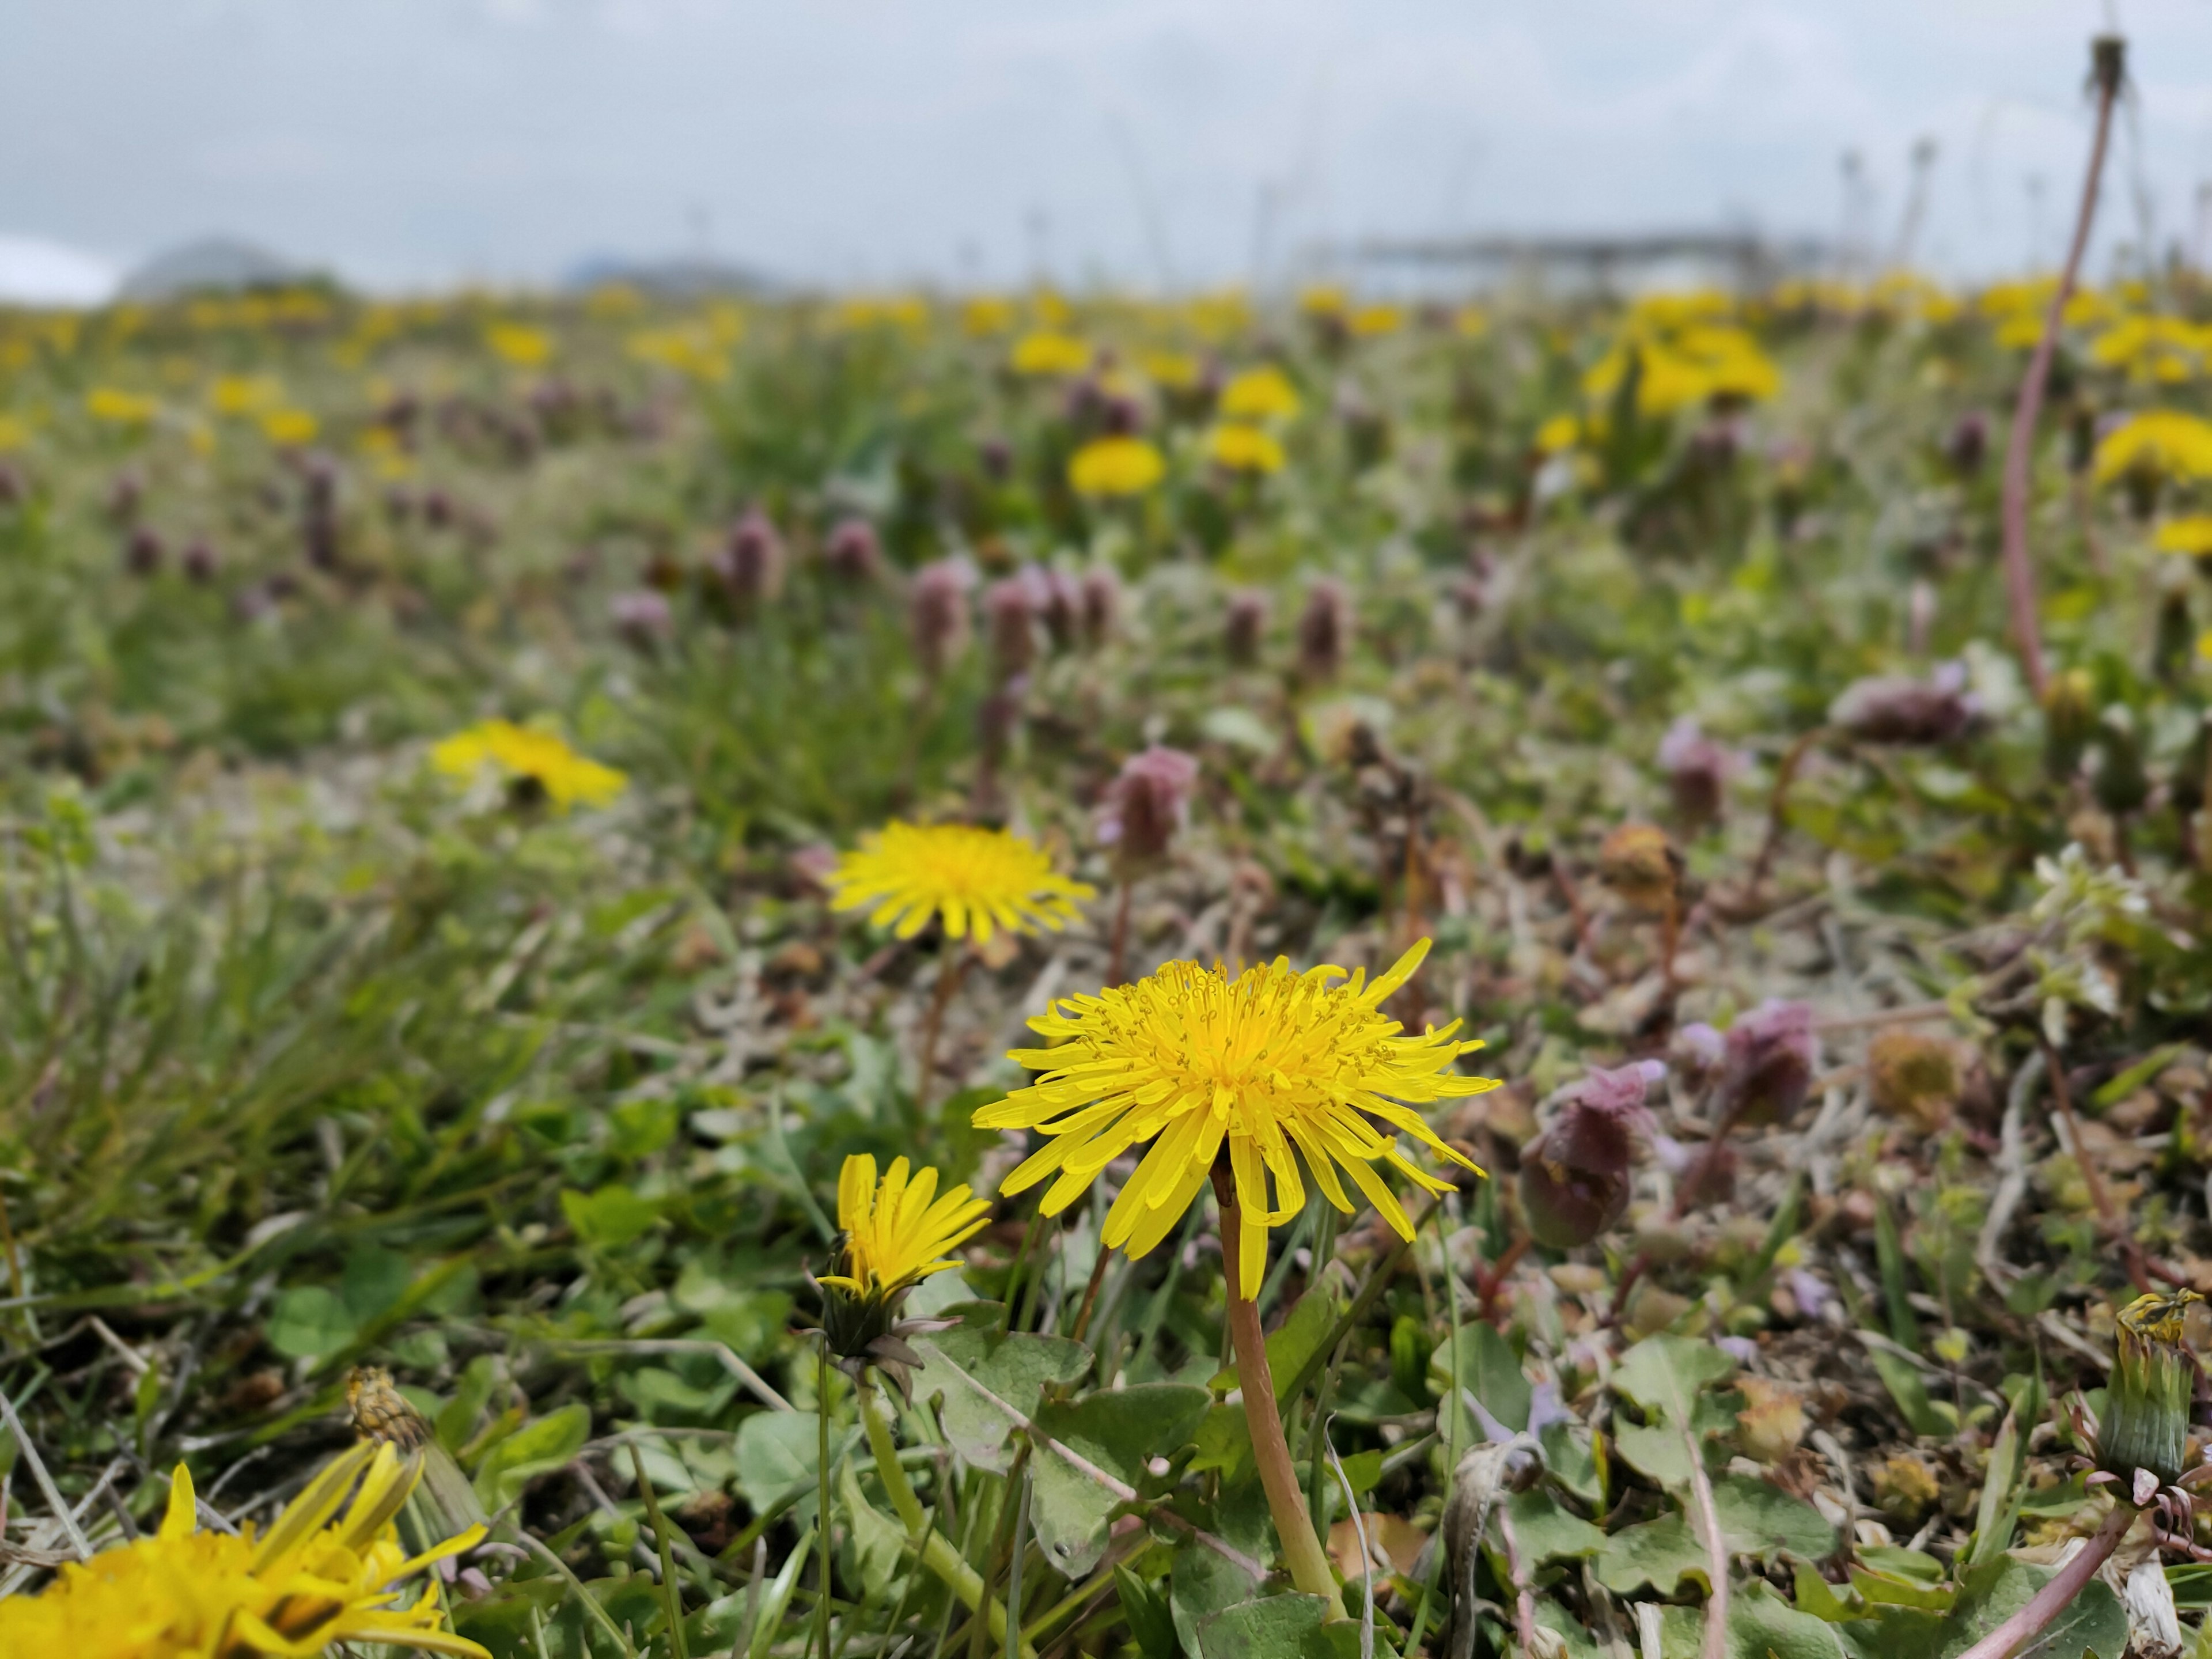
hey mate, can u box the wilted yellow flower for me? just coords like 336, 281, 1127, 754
2155, 516, 2212, 556
820, 1153, 990, 1299
86, 387, 157, 425
2094, 411, 2212, 486
1012, 331, 1091, 376
0, 1442, 487, 1656
259, 408, 319, 446
432, 719, 627, 810
1069, 434, 1165, 498
827, 820, 1094, 942
485, 323, 551, 368
1207, 422, 1285, 475
980, 938, 1494, 1298
1219, 364, 1301, 422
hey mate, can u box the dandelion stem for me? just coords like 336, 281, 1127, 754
816, 1338, 835, 1659
1215, 1173, 1347, 1618
916, 946, 971, 1112
1998, 34, 2124, 701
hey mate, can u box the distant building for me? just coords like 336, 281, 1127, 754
119, 237, 319, 301
565, 252, 776, 300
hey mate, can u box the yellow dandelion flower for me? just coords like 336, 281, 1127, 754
979, 938, 1494, 1299
1534, 412, 1583, 454
1011, 331, 1092, 376
0, 1441, 487, 1656
1219, 364, 1301, 422
827, 821, 1094, 942
963, 296, 1017, 336
1349, 302, 1403, 338
1141, 349, 1200, 391
209, 374, 282, 415
1206, 421, 1286, 475
1068, 434, 1166, 498
2094, 410, 2212, 486
1455, 304, 1490, 339
86, 387, 158, 425
0, 414, 27, 451
259, 408, 319, 446
2153, 516, 2212, 556
1298, 285, 1349, 320
432, 719, 627, 810
486, 323, 552, 368
819, 1153, 991, 1298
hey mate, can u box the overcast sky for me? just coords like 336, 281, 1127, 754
6, 0, 2212, 294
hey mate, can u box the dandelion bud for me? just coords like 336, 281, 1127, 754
124, 525, 165, 576
986, 576, 1038, 680
423, 487, 455, 529
1597, 823, 1679, 913
2044, 668, 2097, 781
1099, 745, 1200, 872
2102, 1291, 2198, 1487
910, 558, 974, 676
711, 507, 786, 610
1717, 999, 1816, 1127
823, 516, 883, 585
610, 589, 673, 651
1296, 579, 1348, 683
1828, 662, 1980, 745
1078, 568, 1118, 648
2091, 705, 2150, 817
181, 538, 218, 584
1868, 1029, 1959, 1134
1517, 1062, 1661, 1249
1657, 718, 1732, 826
979, 435, 1013, 483
1946, 411, 1988, 478
1225, 589, 1268, 665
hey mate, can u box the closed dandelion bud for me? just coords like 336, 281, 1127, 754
1078, 567, 1118, 648
182, 538, 218, 584
909, 558, 974, 676
823, 516, 883, 584
714, 507, 786, 608
986, 576, 1038, 679
2102, 1291, 2198, 1487
1099, 745, 1199, 873
1658, 717, 1732, 826
1517, 1062, 1660, 1249
1945, 410, 1988, 478
1828, 662, 1980, 744
1597, 823, 1679, 912
1225, 588, 1268, 665
1718, 999, 1816, 1127
610, 589, 672, 651
124, 525, 165, 575
2044, 668, 2096, 781
1296, 579, 1348, 683
1868, 1029, 1959, 1134
2090, 706, 2150, 817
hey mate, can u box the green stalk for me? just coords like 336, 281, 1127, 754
858, 1377, 1040, 1659
816, 1339, 835, 1659
629, 1442, 690, 1659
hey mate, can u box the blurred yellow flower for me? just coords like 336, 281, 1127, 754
86, 387, 157, 425
1298, 285, 1349, 320
979, 939, 1492, 1297
1141, 350, 1200, 392
1455, 305, 1490, 339
963, 296, 1017, 336
1069, 434, 1165, 497
433, 719, 627, 810
209, 375, 282, 415
0, 414, 26, 451
0, 1442, 487, 1656
259, 408, 319, 447
486, 323, 552, 368
1219, 364, 1301, 422
2153, 515, 2212, 556
1207, 422, 1286, 474
628, 326, 729, 381
828, 820, 1094, 942
585, 282, 643, 317
1031, 289, 1073, 328
1012, 331, 1091, 376
1584, 323, 1778, 416
2093, 411, 2212, 486
1534, 412, 1583, 453
1350, 303, 1403, 338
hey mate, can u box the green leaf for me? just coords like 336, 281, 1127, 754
1196, 1594, 1362, 1659
474, 1402, 592, 1510
1428, 1320, 1533, 1433
1029, 1384, 1209, 1576
1505, 1488, 1605, 1563
1792, 1562, 1862, 1624
561, 1184, 660, 1249
914, 1325, 1091, 1475
1189, 1402, 1255, 1484
1595, 1513, 1714, 1596
1730, 1580, 1851, 1659
1707, 1474, 1836, 1562
1866, 1347, 1957, 1439
1613, 1335, 1736, 1417
266, 1286, 358, 1360
838, 1463, 906, 1605
734, 1410, 823, 1517
1541, 1419, 1605, 1505
1171, 1534, 1263, 1658
1116, 1566, 1180, 1659
1964, 1410, 2023, 1566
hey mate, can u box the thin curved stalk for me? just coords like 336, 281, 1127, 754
1955, 1501, 2134, 1659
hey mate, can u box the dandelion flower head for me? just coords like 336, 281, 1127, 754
0, 1441, 487, 1657
432, 719, 627, 811
820, 1154, 991, 1300
827, 820, 1094, 942
2154, 515, 2212, 556
979, 938, 1493, 1298
2096, 410, 2212, 486
1068, 435, 1166, 499
1012, 331, 1092, 377
1207, 422, 1286, 475
1219, 365, 1302, 422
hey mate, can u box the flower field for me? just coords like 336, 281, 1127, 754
0, 267, 2208, 1657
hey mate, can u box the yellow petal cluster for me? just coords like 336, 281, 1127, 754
1584, 323, 1779, 417
431, 719, 627, 811
0, 1441, 487, 1657
1207, 422, 1286, 475
2154, 515, 2212, 556
2093, 410, 2212, 486
1068, 435, 1165, 498
818, 1153, 991, 1297
981, 938, 1494, 1298
827, 820, 1094, 942
1219, 364, 1302, 422
1011, 331, 1092, 376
